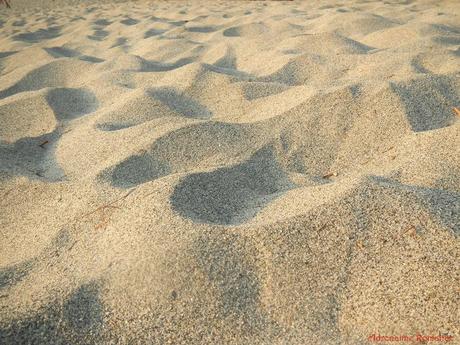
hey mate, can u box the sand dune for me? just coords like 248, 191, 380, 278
0, 0, 459, 344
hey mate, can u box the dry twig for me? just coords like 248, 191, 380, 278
39, 140, 49, 148
322, 172, 338, 179
81, 189, 135, 219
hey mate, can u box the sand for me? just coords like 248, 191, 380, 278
0, 0, 459, 344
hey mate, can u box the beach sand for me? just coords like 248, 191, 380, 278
0, 0, 459, 344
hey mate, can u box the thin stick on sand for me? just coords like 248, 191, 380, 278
80, 188, 136, 219
38, 140, 49, 148
453, 107, 460, 117
322, 172, 338, 179
77, 188, 136, 230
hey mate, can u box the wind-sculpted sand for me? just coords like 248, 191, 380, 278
0, 0, 459, 344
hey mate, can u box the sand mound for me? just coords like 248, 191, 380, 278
95, 88, 176, 131
223, 22, 269, 37
277, 32, 374, 55
46, 88, 98, 120
0, 60, 96, 100
99, 121, 269, 188
0, 0, 459, 344
313, 12, 400, 38
0, 91, 57, 142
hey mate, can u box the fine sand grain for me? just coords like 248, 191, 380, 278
0, 0, 459, 344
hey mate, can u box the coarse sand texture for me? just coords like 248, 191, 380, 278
0, 0, 459, 344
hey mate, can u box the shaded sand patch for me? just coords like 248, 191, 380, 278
391, 75, 459, 132
46, 88, 98, 120
12, 26, 62, 43
171, 146, 295, 225
0, 281, 104, 344
148, 87, 212, 119
109, 153, 170, 188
